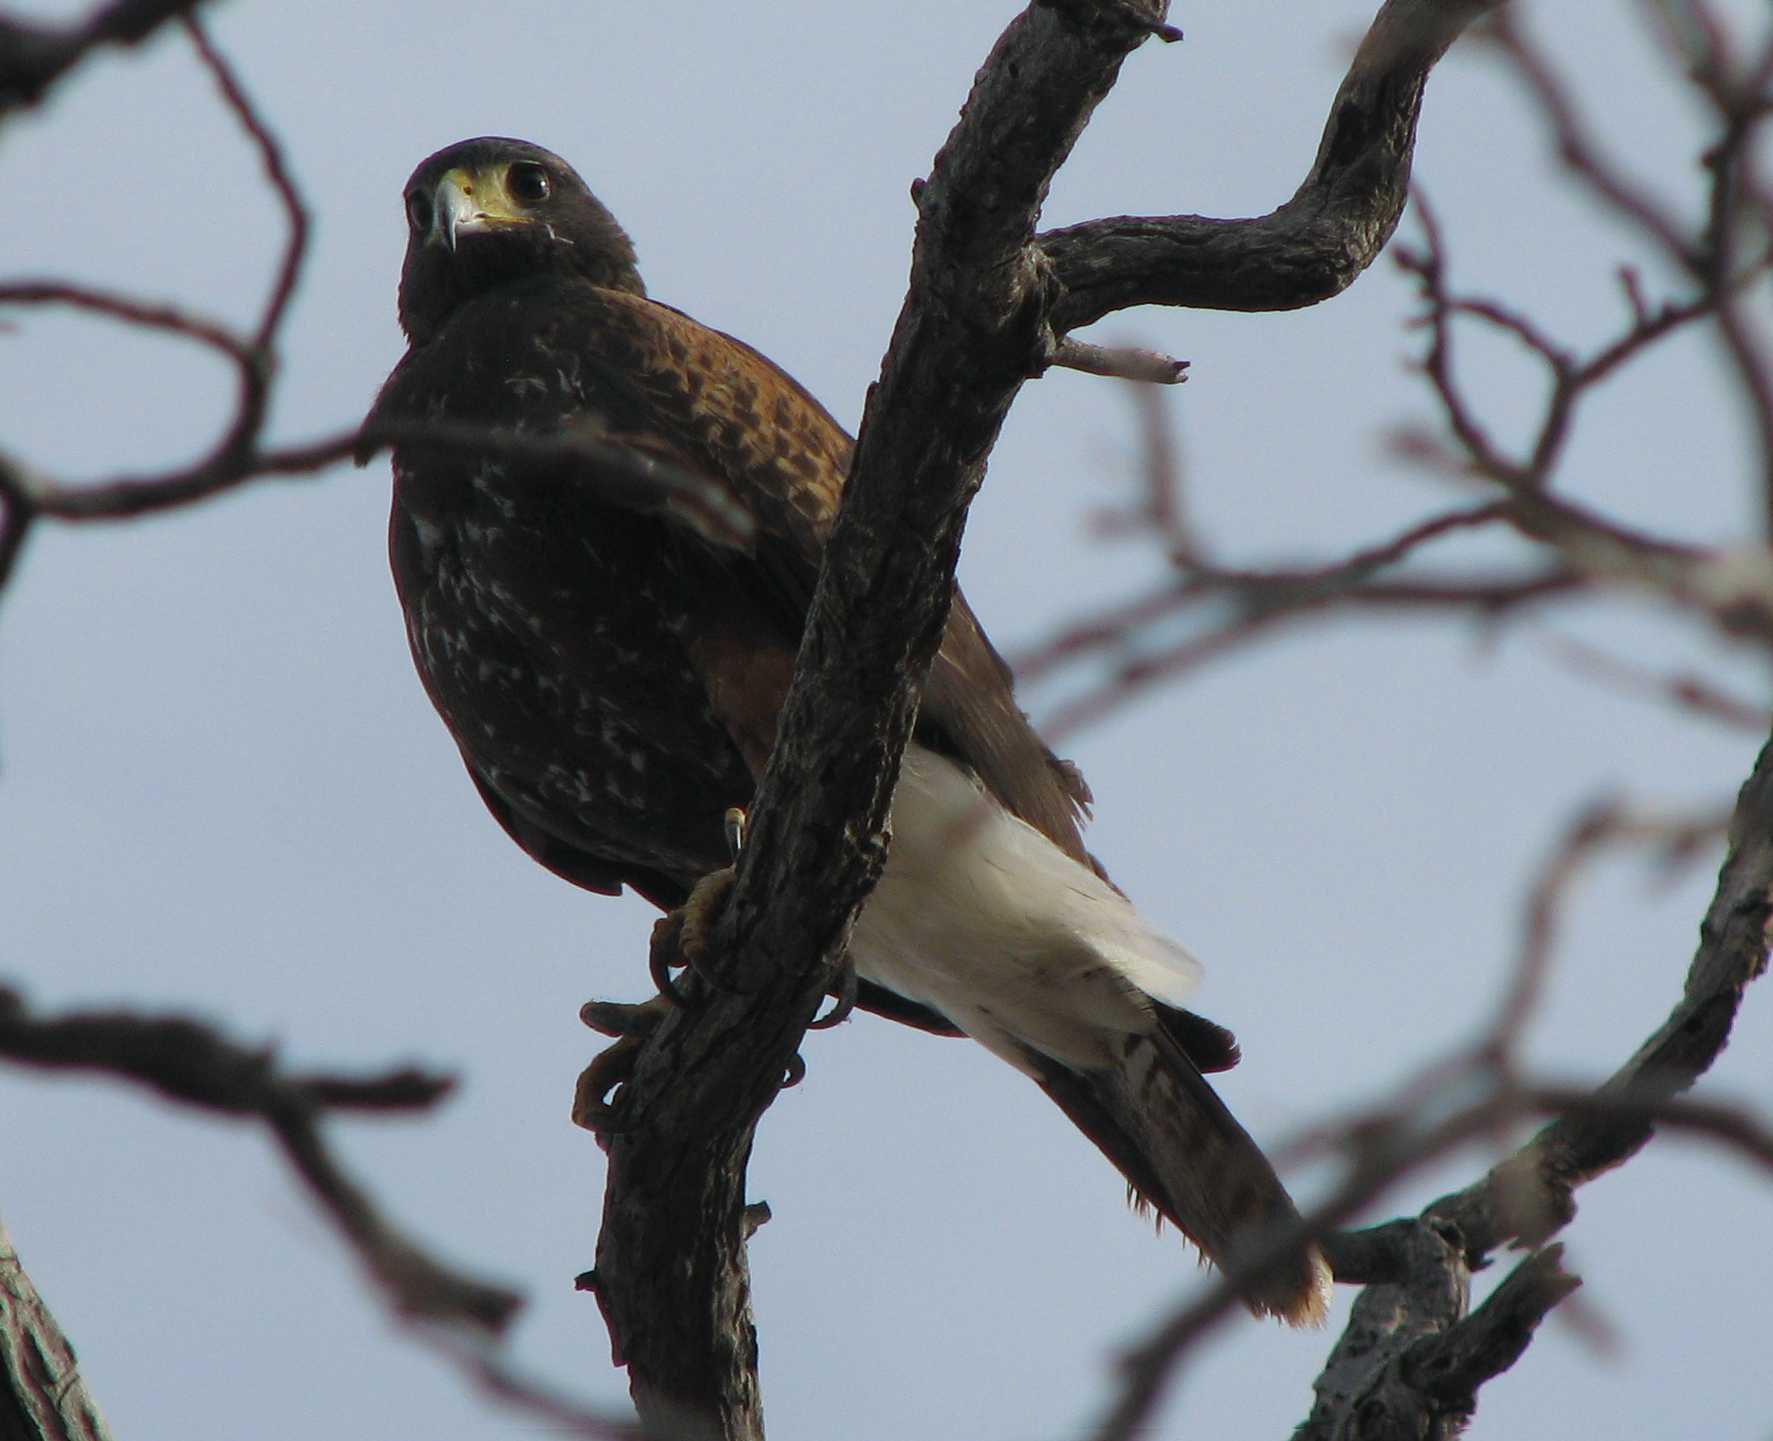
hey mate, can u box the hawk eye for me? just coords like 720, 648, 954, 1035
405, 189, 432, 232
508, 162, 551, 204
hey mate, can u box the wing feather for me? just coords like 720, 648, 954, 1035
554, 287, 1094, 858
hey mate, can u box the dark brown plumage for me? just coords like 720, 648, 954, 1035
366, 137, 1329, 1323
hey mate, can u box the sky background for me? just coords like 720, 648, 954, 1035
3, 2, 1771, 1438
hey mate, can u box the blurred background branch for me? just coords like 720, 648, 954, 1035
1, 1, 1770, 1439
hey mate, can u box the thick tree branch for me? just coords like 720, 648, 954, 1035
1038, 0, 1500, 333
591, 3, 1179, 1437
1287, 737, 1773, 1435
1431, 737, 1773, 1257
0, 1221, 113, 1441
1087, 760, 1769, 1440
588, 2, 1495, 1437
0, 1, 1526, 1435
1299, 1219, 1469, 1440
1298, 1237, 1578, 1441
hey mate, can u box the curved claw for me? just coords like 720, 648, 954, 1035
647, 923, 696, 1009
780, 1052, 807, 1090
807, 954, 858, 1031
572, 1033, 644, 1137
579, 994, 671, 1038
573, 996, 672, 1141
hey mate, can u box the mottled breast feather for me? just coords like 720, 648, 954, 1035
370, 275, 1094, 878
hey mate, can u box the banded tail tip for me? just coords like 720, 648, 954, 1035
1246, 1243, 1334, 1328
1131, 1187, 1334, 1327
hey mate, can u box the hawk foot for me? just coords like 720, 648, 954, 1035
572, 995, 672, 1137
807, 954, 858, 1030
646, 862, 738, 1007
648, 807, 748, 1006
646, 911, 697, 1009
678, 863, 737, 970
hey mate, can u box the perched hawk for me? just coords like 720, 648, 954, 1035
367, 137, 1331, 1325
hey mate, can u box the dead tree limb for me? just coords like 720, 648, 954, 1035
1433, 742, 1773, 1257
1288, 734, 1773, 1437
0, 985, 519, 1333
587, 2, 1498, 1436
0, 0, 212, 115
0, 1221, 113, 1441
1038, 0, 1499, 331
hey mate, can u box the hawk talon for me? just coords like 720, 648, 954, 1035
677, 864, 737, 973
572, 1032, 643, 1137
807, 954, 858, 1030
572, 995, 672, 1137
781, 1052, 806, 1089
646, 915, 697, 1010
578, 995, 669, 1038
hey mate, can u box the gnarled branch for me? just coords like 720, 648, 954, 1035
587, 1, 1496, 1436
0, 1221, 113, 1441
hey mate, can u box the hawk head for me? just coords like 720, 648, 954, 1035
396, 137, 645, 344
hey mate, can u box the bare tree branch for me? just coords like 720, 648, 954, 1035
0, 0, 212, 115
1093, 1073, 1773, 1441
1049, 337, 1189, 384
181, 15, 305, 354
13, 1, 1758, 1438
1533, 630, 1771, 732
1013, 499, 1574, 737
0, 983, 661, 1436
1486, 800, 1731, 1067
1018, 130, 1773, 738
1038, 0, 1501, 332
1285, 753, 1771, 1439
1087, 748, 1768, 1441
0, 1220, 114, 1441
1431, 745, 1773, 1258
586, 2, 1500, 1435
0, 985, 519, 1333
590, 6, 1186, 1429
1300, 1238, 1579, 1441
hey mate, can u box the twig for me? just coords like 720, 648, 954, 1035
421, 1332, 644, 1440
0, 985, 520, 1333
1097, 718, 1773, 1439
1489, 799, 1628, 1066
0, 0, 212, 115
0, 983, 651, 1435
181, 16, 306, 353
1488, 10, 1697, 268
0, 459, 33, 594
1048, 337, 1189, 384
0, 417, 755, 551
1534, 630, 1771, 731
0, 10, 310, 587
0, 281, 253, 362
1434, 10, 1773, 546
1094, 1073, 1773, 1441
1014, 499, 1569, 739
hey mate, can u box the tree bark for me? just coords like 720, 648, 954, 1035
1296, 730, 1773, 1437
588, 2, 1502, 1436
0, 1221, 112, 1441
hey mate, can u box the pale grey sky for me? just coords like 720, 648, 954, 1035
3, 3, 1770, 1438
